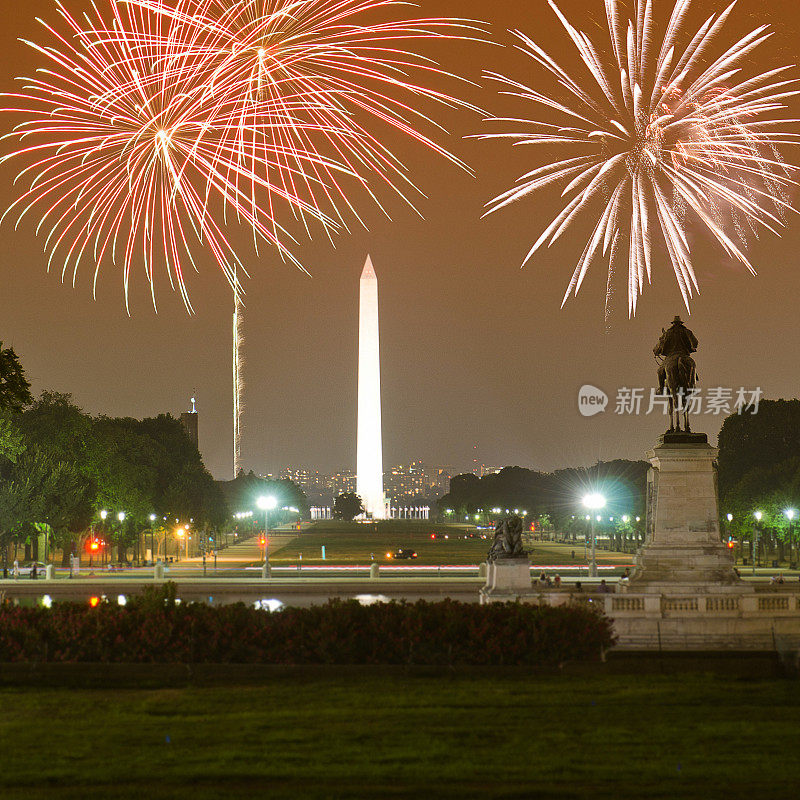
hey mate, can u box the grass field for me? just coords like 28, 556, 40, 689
1, 673, 798, 798
268, 521, 629, 568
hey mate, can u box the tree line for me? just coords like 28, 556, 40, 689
438, 462, 648, 533
717, 399, 800, 563
1, 341, 227, 567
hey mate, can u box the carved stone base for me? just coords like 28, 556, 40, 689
633, 544, 740, 590
632, 436, 740, 588
479, 557, 532, 604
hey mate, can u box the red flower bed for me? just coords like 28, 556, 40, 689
0, 589, 615, 665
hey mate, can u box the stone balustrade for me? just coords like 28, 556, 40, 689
506, 589, 800, 651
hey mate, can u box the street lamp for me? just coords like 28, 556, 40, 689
257, 495, 277, 578
784, 508, 796, 569
753, 510, 763, 575
582, 493, 606, 577
149, 514, 156, 563
176, 527, 186, 561
724, 512, 734, 558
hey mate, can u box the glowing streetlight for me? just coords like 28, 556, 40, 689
176, 526, 186, 561
257, 495, 277, 578
148, 514, 157, 563
752, 510, 763, 575
786, 509, 797, 570
582, 493, 606, 577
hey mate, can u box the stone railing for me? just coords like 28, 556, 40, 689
527, 589, 800, 616
521, 589, 800, 651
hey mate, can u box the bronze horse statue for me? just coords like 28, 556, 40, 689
656, 346, 698, 433
654, 317, 699, 433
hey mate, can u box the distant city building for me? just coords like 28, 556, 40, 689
427, 465, 453, 496
331, 469, 358, 497
385, 460, 426, 500
179, 395, 199, 451
385, 461, 452, 502
275, 461, 451, 507
279, 467, 330, 504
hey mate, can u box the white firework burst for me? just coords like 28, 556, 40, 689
480, 0, 800, 316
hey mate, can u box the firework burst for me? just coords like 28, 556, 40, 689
126, 0, 487, 232
480, 0, 800, 316
0, 0, 336, 311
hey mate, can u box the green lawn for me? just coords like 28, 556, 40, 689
269, 521, 629, 568
2, 674, 797, 798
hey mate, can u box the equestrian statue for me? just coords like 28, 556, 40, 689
654, 315, 698, 433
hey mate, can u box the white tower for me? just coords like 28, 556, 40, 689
357, 255, 385, 518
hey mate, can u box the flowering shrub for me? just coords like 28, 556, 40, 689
0, 589, 615, 664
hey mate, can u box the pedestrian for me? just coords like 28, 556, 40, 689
597, 578, 611, 593
31, 563, 37, 580
539, 571, 547, 584
553, 574, 561, 588
574, 581, 583, 593
12, 559, 19, 580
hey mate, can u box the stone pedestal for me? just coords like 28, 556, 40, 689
479, 557, 532, 603
632, 433, 739, 591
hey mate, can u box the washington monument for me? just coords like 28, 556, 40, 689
357, 255, 385, 518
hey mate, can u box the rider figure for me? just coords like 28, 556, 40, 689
654, 316, 697, 394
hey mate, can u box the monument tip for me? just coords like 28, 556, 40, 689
360, 254, 376, 280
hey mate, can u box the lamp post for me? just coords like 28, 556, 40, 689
117, 511, 125, 567
784, 508, 796, 569
176, 527, 185, 561
149, 514, 156, 564
582, 493, 606, 578
98, 510, 108, 569
753, 510, 762, 575
726, 512, 734, 559
257, 495, 277, 579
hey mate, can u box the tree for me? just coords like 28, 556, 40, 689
718, 400, 800, 501
218, 472, 308, 522
333, 492, 364, 521
0, 342, 32, 412
89, 414, 229, 560
0, 411, 25, 464
29, 449, 95, 562
18, 393, 97, 561
437, 461, 647, 526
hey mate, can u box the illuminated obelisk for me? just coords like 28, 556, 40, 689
357, 255, 385, 518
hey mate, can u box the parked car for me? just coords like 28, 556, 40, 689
385, 549, 417, 560
14, 562, 47, 577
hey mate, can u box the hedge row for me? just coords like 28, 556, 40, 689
0, 589, 616, 665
